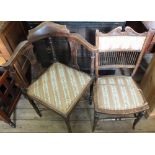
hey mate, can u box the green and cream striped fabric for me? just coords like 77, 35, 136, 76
27, 62, 91, 116
94, 76, 148, 114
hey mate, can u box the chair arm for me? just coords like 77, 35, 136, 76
70, 33, 98, 53
1, 40, 30, 69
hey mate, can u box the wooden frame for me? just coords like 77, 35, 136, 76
92, 26, 152, 131
2, 22, 97, 132
0, 68, 21, 127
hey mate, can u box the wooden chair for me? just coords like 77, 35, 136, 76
3, 22, 97, 132
92, 26, 154, 131
0, 68, 21, 127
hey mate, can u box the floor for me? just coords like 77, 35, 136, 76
0, 93, 155, 133
0, 54, 154, 133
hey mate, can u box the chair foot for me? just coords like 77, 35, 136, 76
133, 111, 144, 129
92, 111, 99, 132
0, 109, 16, 128
64, 117, 72, 133
144, 111, 149, 118
13, 108, 16, 127
9, 121, 16, 128
27, 98, 42, 117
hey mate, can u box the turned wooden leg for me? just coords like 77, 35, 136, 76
89, 83, 93, 105
133, 111, 145, 129
64, 117, 72, 133
27, 97, 42, 117
92, 111, 99, 132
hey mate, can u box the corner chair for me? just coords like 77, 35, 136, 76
2, 22, 97, 132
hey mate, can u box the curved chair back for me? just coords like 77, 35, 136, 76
2, 22, 97, 88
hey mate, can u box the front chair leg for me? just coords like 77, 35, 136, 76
133, 111, 145, 129
27, 97, 42, 117
9, 121, 16, 128
92, 111, 99, 132
89, 83, 93, 105
64, 116, 72, 133
22, 90, 42, 117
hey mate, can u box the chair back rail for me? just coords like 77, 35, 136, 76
2, 22, 97, 88
95, 26, 154, 77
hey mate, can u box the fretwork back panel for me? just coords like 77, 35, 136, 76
98, 51, 140, 68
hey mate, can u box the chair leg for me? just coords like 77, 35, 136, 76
144, 111, 149, 118
12, 108, 16, 127
22, 91, 42, 117
0, 109, 16, 128
92, 111, 99, 132
89, 83, 93, 105
9, 121, 16, 128
27, 97, 42, 117
64, 117, 72, 133
133, 111, 145, 129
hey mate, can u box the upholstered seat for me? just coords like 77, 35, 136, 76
27, 62, 92, 117
94, 76, 149, 114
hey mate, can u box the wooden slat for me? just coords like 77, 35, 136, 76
98, 65, 135, 69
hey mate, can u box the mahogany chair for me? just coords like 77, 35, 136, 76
3, 22, 97, 132
92, 26, 154, 131
0, 68, 21, 127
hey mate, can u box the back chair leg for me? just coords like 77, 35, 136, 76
27, 97, 42, 117
92, 111, 99, 132
64, 116, 72, 133
133, 111, 145, 129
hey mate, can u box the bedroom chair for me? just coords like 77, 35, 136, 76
2, 22, 97, 132
92, 26, 154, 131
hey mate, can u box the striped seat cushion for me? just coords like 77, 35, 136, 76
27, 62, 91, 116
94, 76, 149, 114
